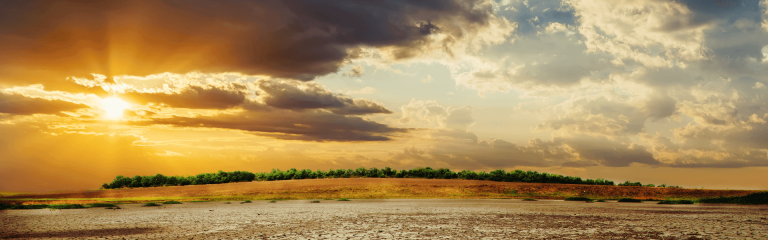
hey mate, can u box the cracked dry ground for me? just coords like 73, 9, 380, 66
2, 199, 767, 239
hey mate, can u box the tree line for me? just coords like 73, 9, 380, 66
102, 167, 619, 189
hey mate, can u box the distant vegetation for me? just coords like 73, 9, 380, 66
102, 167, 621, 189
697, 192, 768, 205
617, 181, 681, 188
617, 198, 643, 203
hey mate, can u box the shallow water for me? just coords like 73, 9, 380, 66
2, 199, 766, 239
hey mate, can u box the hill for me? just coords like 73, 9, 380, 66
1, 178, 758, 205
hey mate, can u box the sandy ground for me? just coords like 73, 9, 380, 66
2, 199, 767, 239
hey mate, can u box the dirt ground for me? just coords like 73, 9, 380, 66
2, 199, 767, 239
4, 179, 758, 204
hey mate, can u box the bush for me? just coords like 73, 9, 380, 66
658, 200, 694, 204
310, 200, 320, 203
618, 181, 643, 187
697, 192, 768, 205
269, 200, 277, 203
596, 199, 606, 202
522, 198, 537, 201
241, 200, 252, 203
162, 201, 182, 204
143, 203, 161, 207
48, 204, 87, 209
337, 198, 350, 201
618, 198, 643, 203
88, 203, 117, 208
565, 197, 591, 201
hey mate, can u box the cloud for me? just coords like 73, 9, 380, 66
391, 98, 662, 169
0, 0, 499, 89
121, 83, 248, 109
397, 99, 477, 130
390, 131, 661, 169
644, 94, 677, 121
536, 95, 649, 137
0, 92, 89, 115
559, 136, 659, 167
344, 65, 364, 78
135, 106, 405, 142
257, 79, 390, 115
111, 78, 402, 142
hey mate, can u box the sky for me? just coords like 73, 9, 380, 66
1, 0, 768, 191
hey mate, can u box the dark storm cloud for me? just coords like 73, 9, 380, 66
0, 0, 494, 91
134, 105, 405, 142
121, 83, 248, 109
257, 80, 391, 115
0, 92, 88, 115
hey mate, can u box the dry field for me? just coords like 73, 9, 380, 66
2, 199, 767, 239
1, 179, 758, 205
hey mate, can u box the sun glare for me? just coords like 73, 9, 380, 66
101, 97, 130, 119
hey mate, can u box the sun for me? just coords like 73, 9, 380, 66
100, 97, 130, 119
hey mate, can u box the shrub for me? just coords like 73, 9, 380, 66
269, 200, 277, 203
241, 200, 252, 203
224, 202, 231, 204
618, 198, 643, 203
48, 204, 87, 209
162, 201, 182, 204
596, 199, 606, 202
618, 181, 643, 187
143, 203, 161, 207
337, 198, 350, 201
565, 197, 591, 201
522, 198, 537, 201
88, 203, 116, 208
658, 200, 694, 204
310, 200, 320, 203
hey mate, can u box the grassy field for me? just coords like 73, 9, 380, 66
0, 178, 761, 205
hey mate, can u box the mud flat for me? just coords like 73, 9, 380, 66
2, 199, 767, 239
